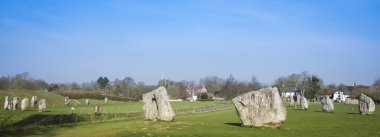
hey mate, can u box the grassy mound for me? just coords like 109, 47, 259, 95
0, 90, 66, 107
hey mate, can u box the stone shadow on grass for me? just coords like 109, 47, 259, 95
346, 112, 360, 114
224, 123, 242, 127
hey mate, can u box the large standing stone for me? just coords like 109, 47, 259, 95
12, 97, 19, 110
31, 96, 38, 107
143, 86, 175, 121
231, 87, 287, 127
321, 95, 334, 112
300, 96, 309, 110
38, 99, 47, 112
21, 98, 29, 111
4, 96, 9, 110
64, 96, 70, 106
359, 93, 375, 115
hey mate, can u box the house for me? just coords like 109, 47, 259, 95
332, 91, 348, 102
186, 85, 208, 101
281, 87, 300, 101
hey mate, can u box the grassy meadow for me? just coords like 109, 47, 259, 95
0, 90, 229, 129
1, 102, 380, 137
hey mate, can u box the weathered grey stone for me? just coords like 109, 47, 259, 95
104, 98, 108, 104
345, 98, 359, 104
4, 96, 9, 110
21, 98, 29, 111
289, 96, 294, 107
143, 86, 175, 121
359, 93, 375, 115
64, 96, 70, 106
321, 95, 334, 112
38, 99, 46, 112
86, 98, 90, 105
231, 87, 287, 127
31, 96, 38, 108
300, 96, 309, 110
94, 105, 101, 115
12, 97, 19, 110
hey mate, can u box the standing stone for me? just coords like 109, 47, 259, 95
31, 96, 38, 108
143, 86, 175, 121
21, 98, 29, 111
104, 98, 108, 104
231, 87, 287, 127
64, 96, 70, 106
359, 93, 375, 115
86, 98, 90, 105
321, 95, 334, 112
296, 94, 301, 105
94, 105, 101, 116
4, 96, 9, 110
289, 96, 294, 107
12, 97, 19, 110
38, 99, 47, 112
300, 96, 309, 110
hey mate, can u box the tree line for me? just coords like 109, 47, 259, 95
1, 72, 380, 102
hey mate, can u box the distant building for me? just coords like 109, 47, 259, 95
186, 85, 208, 101
281, 87, 300, 99
332, 91, 348, 102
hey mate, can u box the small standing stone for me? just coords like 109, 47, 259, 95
289, 96, 294, 107
94, 105, 101, 116
300, 96, 309, 110
31, 96, 38, 108
86, 98, 90, 105
64, 96, 70, 106
104, 98, 108, 104
359, 93, 375, 115
4, 96, 9, 110
38, 99, 47, 112
12, 97, 19, 110
21, 98, 29, 111
321, 95, 334, 112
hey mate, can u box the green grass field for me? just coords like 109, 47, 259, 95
1, 103, 379, 137
0, 90, 230, 129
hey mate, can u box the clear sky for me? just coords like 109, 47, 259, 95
0, 0, 379, 85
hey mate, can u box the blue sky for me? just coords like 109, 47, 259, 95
0, 0, 379, 85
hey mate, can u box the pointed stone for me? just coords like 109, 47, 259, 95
4, 96, 9, 110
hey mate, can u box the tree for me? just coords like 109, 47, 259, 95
97, 76, 109, 90
199, 76, 225, 94
304, 76, 323, 99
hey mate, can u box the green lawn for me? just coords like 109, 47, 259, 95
2, 103, 380, 137
0, 90, 229, 127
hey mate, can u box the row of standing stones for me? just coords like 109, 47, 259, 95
3, 96, 46, 112
142, 86, 376, 128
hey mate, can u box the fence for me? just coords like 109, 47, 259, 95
0, 104, 233, 130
